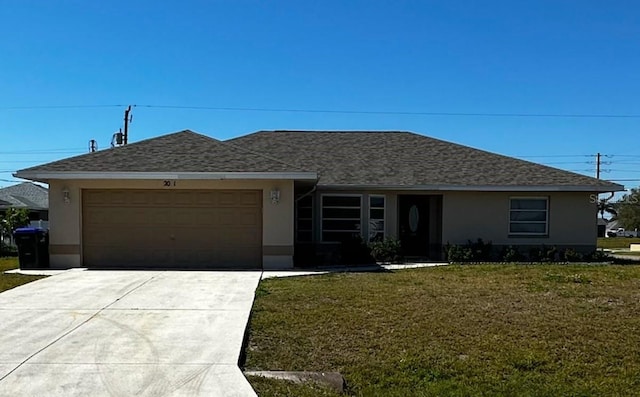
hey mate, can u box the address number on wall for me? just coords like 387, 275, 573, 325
163, 180, 176, 187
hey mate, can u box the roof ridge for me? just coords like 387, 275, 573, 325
15, 130, 216, 173
252, 130, 417, 134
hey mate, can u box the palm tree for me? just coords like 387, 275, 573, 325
597, 194, 618, 221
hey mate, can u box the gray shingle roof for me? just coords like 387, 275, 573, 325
228, 130, 623, 190
16, 129, 623, 191
0, 182, 48, 210
17, 130, 308, 173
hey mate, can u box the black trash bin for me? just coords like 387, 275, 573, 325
13, 227, 49, 269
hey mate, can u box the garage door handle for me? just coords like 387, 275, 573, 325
170, 235, 175, 240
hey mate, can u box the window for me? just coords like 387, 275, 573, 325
322, 195, 362, 242
295, 195, 313, 242
509, 197, 549, 235
369, 195, 385, 241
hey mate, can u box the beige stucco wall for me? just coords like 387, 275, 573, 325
441, 191, 597, 247
311, 189, 596, 252
47, 179, 294, 269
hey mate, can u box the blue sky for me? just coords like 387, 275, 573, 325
1, 0, 639, 190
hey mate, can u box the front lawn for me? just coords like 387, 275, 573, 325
0, 257, 45, 293
245, 265, 640, 396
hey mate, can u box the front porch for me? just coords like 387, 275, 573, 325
292, 185, 444, 266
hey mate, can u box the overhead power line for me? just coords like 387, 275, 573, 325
0, 148, 85, 154
1, 103, 639, 118
136, 105, 640, 119
0, 104, 124, 110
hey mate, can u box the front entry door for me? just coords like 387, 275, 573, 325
398, 195, 430, 257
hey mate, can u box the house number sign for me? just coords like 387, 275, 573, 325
163, 180, 177, 187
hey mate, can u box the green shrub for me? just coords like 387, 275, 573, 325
563, 248, 584, 262
369, 238, 403, 263
585, 249, 612, 262
529, 245, 558, 262
444, 243, 473, 262
467, 238, 493, 261
0, 241, 17, 257
501, 245, 523, 262
444, 239, 494, 262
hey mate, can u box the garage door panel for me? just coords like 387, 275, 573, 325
84, 244, 173, 268
130, 191, 150, 205
145, 208, 172, 225
194, 209, 217, 225
236, 209, 261, 226
152, 193, 172, 205
195, 191, 216, 206
174, 191, 197, 206
171, 208, 201, 226
83, 189, 262, 269
239, 191, 261, 206
217, 192, 237, 206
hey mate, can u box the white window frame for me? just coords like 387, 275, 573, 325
509, 197, 549, 236
368, 194, 386, 241
321, 194, 363, 242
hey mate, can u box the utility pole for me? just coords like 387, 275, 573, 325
89, 139, 97, 153
123, 105, 133, 145
596, 152, 601, 179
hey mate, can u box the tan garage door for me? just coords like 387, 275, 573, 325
82, 189, 262, 269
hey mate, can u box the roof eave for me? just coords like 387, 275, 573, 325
13, 171, 318, 182
316, 184, 625, 193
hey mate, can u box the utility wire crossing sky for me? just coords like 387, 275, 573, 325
1, 1, 638, 190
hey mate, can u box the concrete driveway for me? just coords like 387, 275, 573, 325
0, 270, 262, 397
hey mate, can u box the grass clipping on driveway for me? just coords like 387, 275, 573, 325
245, 265, 640, 396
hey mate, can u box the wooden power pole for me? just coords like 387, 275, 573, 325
123, 105, 132, 145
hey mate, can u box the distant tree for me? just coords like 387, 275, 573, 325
615, 188, 640, 230
597, 197, 618, 220
0, 208, 30, 243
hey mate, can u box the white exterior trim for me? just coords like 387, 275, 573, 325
508, 196, 550, 236
14, 171, 318, 181
368, 194, 386, 241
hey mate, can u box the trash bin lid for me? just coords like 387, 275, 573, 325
13, 227, 44, 235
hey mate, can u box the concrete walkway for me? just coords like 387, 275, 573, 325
0, 270, 261, 397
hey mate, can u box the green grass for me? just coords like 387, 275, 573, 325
0, 257, 45, 293
248, 376, 343, 397
245, 265, 640, 396
598, 237, 640, 249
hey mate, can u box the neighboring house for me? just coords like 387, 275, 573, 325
14, 130, 623, 269
0, 182, 49, 227
606, 219, 620, 231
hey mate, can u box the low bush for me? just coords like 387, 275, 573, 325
369, 238, 403, 263
501, 245, 523, 262
444, 243, 473, 262
529, 245, 558, 262
445, 239, 493, 262
585, 249, 612, 262
0, 241, 17, 257
468, 238, 493, 261
563, 248, 584, 262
